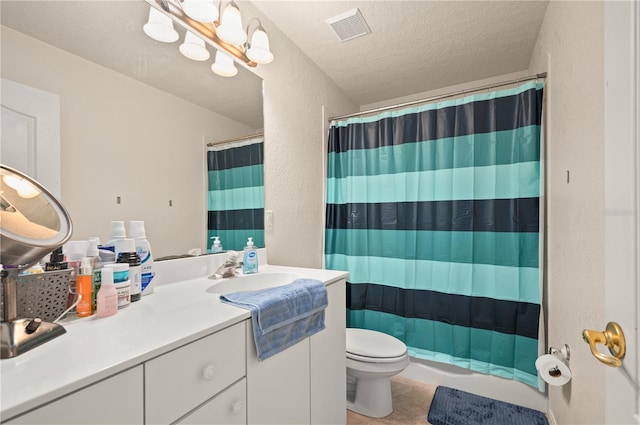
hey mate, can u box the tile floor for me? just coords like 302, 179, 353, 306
346, 376, 437, 425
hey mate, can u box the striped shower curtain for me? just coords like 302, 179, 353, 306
207, 136, 264, 251
325, 81, 544, 387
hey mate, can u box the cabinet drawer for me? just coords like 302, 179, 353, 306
7, 366, 143, 425
177, 378, 246, 425
145, 322, 246, 425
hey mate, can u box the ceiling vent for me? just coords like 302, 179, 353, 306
326, 8, 371, 42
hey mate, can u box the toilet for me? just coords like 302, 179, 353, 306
346, 328, 410, 418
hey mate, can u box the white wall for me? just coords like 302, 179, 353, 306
1, 26, 255, 258
240, 2, 358, 268
529, 2, 606, 424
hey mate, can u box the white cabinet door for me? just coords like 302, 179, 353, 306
177, 378, 246, 425
310, 279, 346, 425
246, 320, 310, 424
6, 366, 143, 424
145, 322, 246, 425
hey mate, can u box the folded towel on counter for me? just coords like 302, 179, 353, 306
220, 278, 328, 361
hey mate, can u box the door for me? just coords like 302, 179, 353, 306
604, 2, 639, 423
1, 79, 61, 198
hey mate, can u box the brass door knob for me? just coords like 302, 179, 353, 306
582, 322, 626, 367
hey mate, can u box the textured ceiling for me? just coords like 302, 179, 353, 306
1, 1, 549, 124
253, 0, 549, 106
0, 0, 264, 129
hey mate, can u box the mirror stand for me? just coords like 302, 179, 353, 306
0, 268, 66, 359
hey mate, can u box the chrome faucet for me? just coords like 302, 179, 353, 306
211, 251, 241, 279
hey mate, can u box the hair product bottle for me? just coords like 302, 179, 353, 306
76, 257, 93, 317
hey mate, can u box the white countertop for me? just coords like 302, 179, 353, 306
0, 253, 348, 421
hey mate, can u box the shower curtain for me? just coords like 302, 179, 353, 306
325, 81, 544, 387
207, 136, 264, 251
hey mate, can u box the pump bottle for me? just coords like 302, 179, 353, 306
76, 257, 94, 317
242, 237, 258, 274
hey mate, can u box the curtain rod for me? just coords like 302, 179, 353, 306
329, 72, 547, 122
207, 132, 264, 147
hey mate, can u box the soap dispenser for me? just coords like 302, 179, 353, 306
242, 237, 258, 274
210, 236, 223, 253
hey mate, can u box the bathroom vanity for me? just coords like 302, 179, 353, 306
0, 254, 348, 424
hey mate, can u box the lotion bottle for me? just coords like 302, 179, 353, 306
242, 237, 258, 274
96, 267, 118, 317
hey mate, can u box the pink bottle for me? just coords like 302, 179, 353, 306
96, 267, 118, 317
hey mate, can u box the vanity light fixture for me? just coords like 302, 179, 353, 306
143, 0, 274, 76
211, 50, 238, 77
216, 0, 246, 45
179, 31, 210, 61
2, 174, 40, 199
143, 6, 179, 43
246, 18, 273, 64
181, 0, 218, 23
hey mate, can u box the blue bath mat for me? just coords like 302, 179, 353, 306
427, 386, 548, 425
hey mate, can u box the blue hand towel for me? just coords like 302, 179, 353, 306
220, 278, 328, 361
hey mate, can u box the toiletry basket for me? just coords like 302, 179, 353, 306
0, 269, 73, 322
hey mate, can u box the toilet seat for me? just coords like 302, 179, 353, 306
346, 328, 407, 363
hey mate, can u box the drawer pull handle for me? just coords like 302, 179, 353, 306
202, 364, 216, 380
231, 400, 244, 415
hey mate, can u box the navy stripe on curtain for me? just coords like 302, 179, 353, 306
325, 82, 544, 388
207, 138, 264, 251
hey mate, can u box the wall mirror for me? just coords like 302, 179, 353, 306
0, 0, 264, 258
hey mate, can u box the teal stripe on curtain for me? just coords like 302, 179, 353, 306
208, 186, 264, 211
327, 126, 541, 179
326, 254, 540, 304
208, 164, 264, 191
326, 162, 540, 204
325, 82, 544, 388
326, 229, 539, 268
347, 309, 539, 387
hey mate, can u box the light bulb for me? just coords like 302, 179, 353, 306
182, 0, 219, 23
143, 7, 179, 43
179, 31, 210, 61
216, 2, 246, 45
247, 27, 273, 64
211, 50, 238, 77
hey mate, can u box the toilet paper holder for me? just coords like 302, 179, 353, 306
548, 344, 570, 362
547, 344, 570, 377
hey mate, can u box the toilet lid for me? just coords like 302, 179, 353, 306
346, 328, 407, 360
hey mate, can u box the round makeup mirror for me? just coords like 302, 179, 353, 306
0, 164, 73, 358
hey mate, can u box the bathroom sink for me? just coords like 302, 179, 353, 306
206, 272, 304, 295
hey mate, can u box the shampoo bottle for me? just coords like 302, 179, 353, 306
242, 237, 258, 274
129, 221, 155, 295
96, 267, 118, 318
